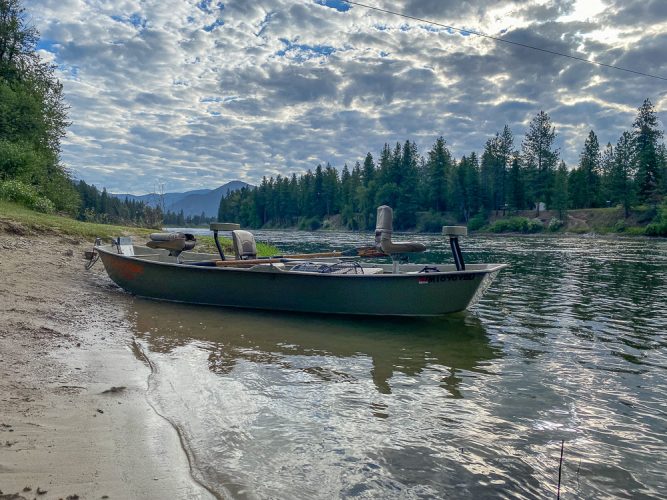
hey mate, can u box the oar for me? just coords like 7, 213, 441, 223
186, 246, 387, 267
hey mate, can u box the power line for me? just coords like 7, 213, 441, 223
342, 0, 667, 83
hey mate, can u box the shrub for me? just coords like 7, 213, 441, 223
298, 216, 321, 231
416, 211, 448, 233
32, 196, 56, 214
645, 223, 667, 236
613, 220, 626, 233
645, 202, 667, 237
489, 216, 543, 233
467, 213, 487, 231
0, 179, 55, 213
548, 217, 564, 232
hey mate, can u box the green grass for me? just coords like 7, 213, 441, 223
0, 200, 152, 240
0, 200, 280, 256
196, 235, 279, 257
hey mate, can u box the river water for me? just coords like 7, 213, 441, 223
126, 230, 667, 499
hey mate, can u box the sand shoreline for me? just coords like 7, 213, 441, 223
0, 230, 213, 499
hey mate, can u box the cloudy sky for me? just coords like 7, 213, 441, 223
26, 0, 667, 194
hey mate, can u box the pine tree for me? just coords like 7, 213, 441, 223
480, 125, 514, 213
426, 136, 451, 211
611, 131, 636, 217
360, 152, 376, 228
521, 111, 559, 215
396, 140, 418, 228
600, 142, 614, 206
506, 156, 525, 211
552, 161, 569, 220
633, 98, 663, 206
578, 130, 602, 208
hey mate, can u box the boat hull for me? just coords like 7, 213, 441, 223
97, 246, 504, 316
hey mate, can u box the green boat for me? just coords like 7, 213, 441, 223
94, 206, 506, 317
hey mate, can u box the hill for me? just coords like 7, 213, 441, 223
113, 181, 251, 217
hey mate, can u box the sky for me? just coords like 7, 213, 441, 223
25, 0, 667, 194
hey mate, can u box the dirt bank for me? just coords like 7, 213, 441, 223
0, 227, 213, 499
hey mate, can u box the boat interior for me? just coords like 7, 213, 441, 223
97, 205, 505, 276
105, 244, 501, 276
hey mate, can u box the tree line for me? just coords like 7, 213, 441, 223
74, 180, 163, 226
163, 209, 214, 227
219, 100, 667, 230
3, 1, 666, 233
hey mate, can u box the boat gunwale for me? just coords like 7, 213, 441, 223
96, 244, 508, 278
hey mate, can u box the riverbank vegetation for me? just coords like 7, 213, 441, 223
0, 0, 161, 227
3, 0, 666, 237
0, 199, 152, 239
0, 200, 280, 256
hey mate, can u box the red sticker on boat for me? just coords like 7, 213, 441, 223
110, 259, 145, 281
418, 277, 429, 284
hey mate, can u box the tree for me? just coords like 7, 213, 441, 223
452, 154, 481, 222
396, 140, 419, 228
0, 0, 76, 211
359, 152, 376, 228
505, 156, 525, 211
600, 142, 614, 206
480, 125, 514, 213
426, 136, 451, 211
521, 111, 559, 215
633, 98, 663, 206
611, 131, 636, 217
578, 130, 602, 208
552, 160, 568, 220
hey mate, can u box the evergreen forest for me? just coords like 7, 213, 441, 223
2, 0, 667, 235
219, 102, 667, 232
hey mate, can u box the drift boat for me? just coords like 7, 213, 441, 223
92, 206, 506, 316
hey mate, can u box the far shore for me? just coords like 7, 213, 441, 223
166, 207, 662, 238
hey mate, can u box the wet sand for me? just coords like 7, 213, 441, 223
0, 226, 213, 499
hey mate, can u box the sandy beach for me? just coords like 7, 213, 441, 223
0, 223, 214, 499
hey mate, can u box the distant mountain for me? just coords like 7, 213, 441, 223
112, 189, 211, 208
112, 181, 251, 217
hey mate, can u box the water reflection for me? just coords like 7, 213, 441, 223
131, 300, 501, 398
113, 232, 667, 499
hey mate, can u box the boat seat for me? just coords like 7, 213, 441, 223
146, 232, 196, 256
232, 230, 257, 260
375, 205, 426, 255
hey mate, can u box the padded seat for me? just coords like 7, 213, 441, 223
232, 230, 257, 260
375, 206, 426, 255
146, 232, 196, 255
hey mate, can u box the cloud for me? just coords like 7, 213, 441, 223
22, 0, 667, 193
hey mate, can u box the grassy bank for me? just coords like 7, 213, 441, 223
482, 206, 666, 236
0, 201, 280, 255
0, 200, 153, 240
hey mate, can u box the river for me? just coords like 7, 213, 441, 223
128, 230, 667, 498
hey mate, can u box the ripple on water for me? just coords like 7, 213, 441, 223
133, 233, 666, 499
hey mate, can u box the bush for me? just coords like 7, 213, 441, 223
416, 211, 448, 233
548, 217, 564, 232
32, 196, 56, 214
489, 216, 543, 233
467, 213, 488, 231
0, 179, 55, 213
645, 202, 667, 236
613, 220, 626, 233
645, 222, 667, 236
298, 216, 321, 231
